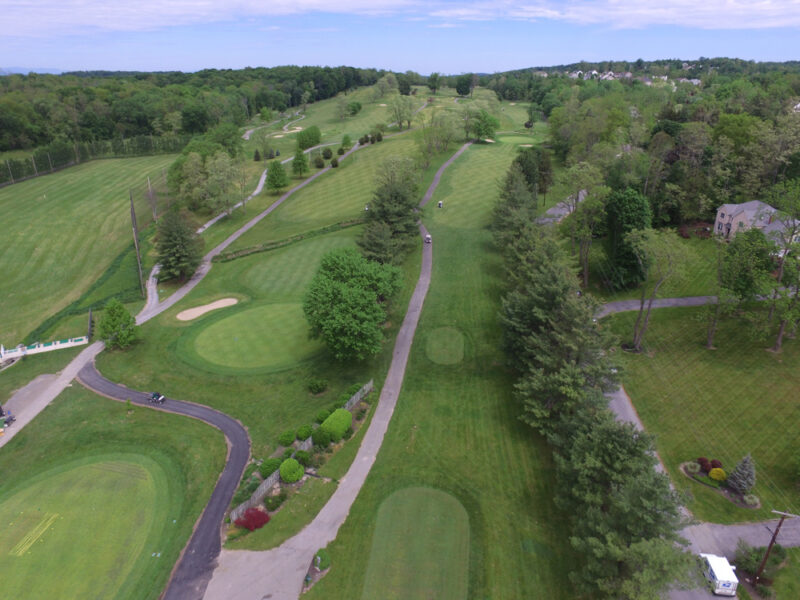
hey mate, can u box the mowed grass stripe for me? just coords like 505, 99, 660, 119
0, 156, 175, 345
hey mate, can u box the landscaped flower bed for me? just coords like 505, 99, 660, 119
681, 455, 760, 509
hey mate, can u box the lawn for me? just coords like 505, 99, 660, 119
0, 385, 225, 600
0, 155, 175, 346
360, 487, 470, 600
587, 234, 717, 301
606, 307, 800, 523
772, 547, 800, 598
306, 139, 574, 600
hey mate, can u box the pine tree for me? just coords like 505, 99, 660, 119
292, 147, 308, 177
254, 149, 261, 161
266, 159, 289, 193
728, 454, 756, 495
157, 211, 203, 281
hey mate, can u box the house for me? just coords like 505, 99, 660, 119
714, 200, 776, 239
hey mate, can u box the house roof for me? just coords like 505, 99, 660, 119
717, 200, 776, 221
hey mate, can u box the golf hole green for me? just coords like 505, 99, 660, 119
425, 326, 465, 365
0, 456, 165, 599
192, 303, 323, 371
361, 487, 469, 600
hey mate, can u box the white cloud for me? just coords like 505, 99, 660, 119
427, 22, 461, 28
432, 1, 800, 29
6, 0, 800, 37
3, 0, 420, 36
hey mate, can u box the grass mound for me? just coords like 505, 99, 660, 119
425, 326, 466, 365
361, 487, 469, 600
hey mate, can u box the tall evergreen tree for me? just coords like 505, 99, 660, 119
292, 147, 308, 177
156, 210, 203, 281
728, 454, 756, 495
266, 159, 289, 193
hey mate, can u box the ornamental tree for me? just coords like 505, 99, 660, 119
99, 298, 139, 349
728, 454, 756, 495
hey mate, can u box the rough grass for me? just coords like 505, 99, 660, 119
360, 487, 470, 600
772, 547, 800, 598
607, 307, 800, 523
306, 140, 574, 600
0, 385, 225, 600
0, 155, 175, 345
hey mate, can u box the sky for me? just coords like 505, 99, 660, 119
3, 0, 800, 74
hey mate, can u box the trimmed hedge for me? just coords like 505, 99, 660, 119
321, 408, 353, 443
312, 427, 331, 447
278, 429, 296, 447
260, 457, 282, 478
315, 408, 331, 424
294, 450, 311, 466
296, 424, 313, 441
280, 458, 304, 483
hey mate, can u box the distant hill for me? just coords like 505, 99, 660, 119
1, 67, 62, 75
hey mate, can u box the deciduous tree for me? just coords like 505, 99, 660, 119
266, 159, 289, 193
99, 298, 139, 349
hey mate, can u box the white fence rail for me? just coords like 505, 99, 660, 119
1, 336, 89, 361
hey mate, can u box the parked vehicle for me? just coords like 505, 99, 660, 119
150, 392, 165, 404
700, 553, 738, 596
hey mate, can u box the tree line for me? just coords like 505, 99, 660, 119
491, 152, 696, 599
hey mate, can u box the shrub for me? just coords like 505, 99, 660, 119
347, 383, 362, 395
756, 584, 774, 599
356, 407, 367, 421
280, 458, 304, 483
744, 494, 759, 507
254, 149, 261, 161
343, 426, 354, 441
275, 149, 280, 156
308, 377, 328, 394
283, 448, 294, 459
235, 507, 270, 531
322, 147, 333, 159
709, 467, 727, 482
314, 156, 325, 169
243, 462, 260, 480
359, 135, 368, 145
264, 491, 287, 512
315, 548, 331, 570
321, 408, 353, 443
686, 461, 701, 474
337, 147, 345, 155
698, 457, 711, 473
294, 450, 311, 466
710, 459, 723, 470
312, 427, 331, 447
341, 134, 351, 148
259, 457, 282, 478
296, 424, 313, 441
330, 157, 338, 168
278, 429, 296, 446
376, 132, 383, 142
332, 400, 345, 412
315, 408, 331, 424
232, 477, 260, 505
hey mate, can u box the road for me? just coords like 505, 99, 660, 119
77, 363, 251, 600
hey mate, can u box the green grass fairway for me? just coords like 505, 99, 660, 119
361, 487, 469, 600
1, 454, 165, 599
0, 385, 225, 600
425, 326, 466, 365
230, 135, 418, 250
190, 303, 323, 372
0, 155, 175, 345
307, 141, 574, 600
608, 307, 800, 523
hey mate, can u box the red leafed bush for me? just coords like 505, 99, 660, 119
235, 508, 270, 531
697, 457, 711, 473
710, 459, 723, 470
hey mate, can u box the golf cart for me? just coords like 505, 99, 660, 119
150, 392, 165, 405
0, 405, 15, 429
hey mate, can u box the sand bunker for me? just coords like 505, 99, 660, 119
273, 134, 284, 138
483, 139, 496, 143
518, 144, 533, 147
177, 298, 238, 321
379, 103, 387, 107
292, 126, 303, 131
510, 102, 516, 105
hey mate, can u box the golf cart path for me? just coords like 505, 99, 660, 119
201, 141, 472, 600
77, 363, 251, 600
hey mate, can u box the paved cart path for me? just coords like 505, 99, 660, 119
201, 141, 472, 600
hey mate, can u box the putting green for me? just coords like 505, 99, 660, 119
361, 487, 469, 600
192, 303, 323, 371
425, 326, 465, 365
0, 454, 169, 599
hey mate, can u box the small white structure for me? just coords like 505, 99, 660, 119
424, 234, 432, 244
0, 336, 89, 362
699, 553, 738, 596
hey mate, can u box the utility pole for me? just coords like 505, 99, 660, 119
755, 510, 799, 583
130, 190, 146, 299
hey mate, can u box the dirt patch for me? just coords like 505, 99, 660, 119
176, 298, 239, 321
